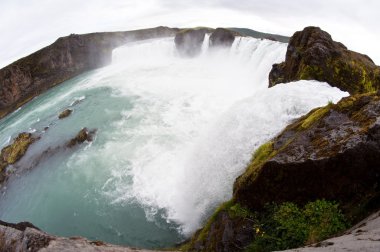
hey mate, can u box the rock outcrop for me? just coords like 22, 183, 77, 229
174, 28, 212, 57
209, 28, 236, 48
0, 26, 178, 119
269, 27, 380, 94
186, 92, 380, 251
0, 220, 177, 252
67, 127, 96, 147
0, 132, 38, 184
58, 109, 72, 119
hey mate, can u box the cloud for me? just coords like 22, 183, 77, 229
0, 0, 379, 67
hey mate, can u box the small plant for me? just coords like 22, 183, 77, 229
245, 200, 347, 251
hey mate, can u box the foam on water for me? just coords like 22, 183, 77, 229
0, 36, 348, 246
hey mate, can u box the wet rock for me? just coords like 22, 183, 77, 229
175, 28, 211, 57
67, 128, 96, 148
0, 132, 37, 184
209, 28, 236, 48
0, 27, 178, 119
234, 93, 380, 221
58, 109, 72, 119
269, 26, 380, 94
0, 220, 176, 252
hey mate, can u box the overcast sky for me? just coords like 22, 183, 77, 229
1, 0, 379, 67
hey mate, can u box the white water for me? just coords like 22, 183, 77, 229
0, 36, 348, 245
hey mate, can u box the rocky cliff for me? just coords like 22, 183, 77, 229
0, 26, 178, 119
185, 27, 380, 252
269, 27, 380, 94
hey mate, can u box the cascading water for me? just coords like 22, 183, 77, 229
0, 36, 348, 248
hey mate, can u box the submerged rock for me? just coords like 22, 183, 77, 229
269, 26, 380, 94
0, 132, 37, 184
58, 109, 72, 119
175, 28, 212, 57
67, 127, 96, 148
209, 28, 236, 48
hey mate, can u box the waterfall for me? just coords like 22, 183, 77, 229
0, 36, 348, 247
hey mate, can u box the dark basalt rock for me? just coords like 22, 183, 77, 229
0, 26, 178, 119
187, 92, 380, 252
234, 92, 380, 220
269, 26, 380, 94
67, 127, 96, 148
58, 109, 72, 119
209, 28, 236, 48
175, 28, 212, 57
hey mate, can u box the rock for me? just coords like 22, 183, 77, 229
175, 28, 212, 57
0, 220, 178, 252
0, 26, 178, 119
209, 28, 236, 48
234, 93, 380, 221
58, 109, 72, 119
67, 128, 96, 148
0, 132, 37, 184
268, 26, 380, 94
185, 203, 254, 252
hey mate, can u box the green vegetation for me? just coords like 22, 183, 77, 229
244, 200, 347, 252
1, 133, 36, 164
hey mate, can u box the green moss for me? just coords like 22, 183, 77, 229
300, 105, 331, 129
1, 133, 35, 164
298, 64, 324, 80
196, 200, 234, 242
235, 141, 275, 190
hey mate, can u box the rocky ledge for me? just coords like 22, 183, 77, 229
184, 27, 380, 252
0, 26, 178, 119
0, 220, 177, 252
269, 27, 380, 94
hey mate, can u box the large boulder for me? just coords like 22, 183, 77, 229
209, 28, 236, 48
186, 92, 380, 251
234, 92, 380, 218
269, 27, 380, 94
175, 28, 211, 57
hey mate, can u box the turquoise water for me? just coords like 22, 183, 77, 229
0, 37, 347, 248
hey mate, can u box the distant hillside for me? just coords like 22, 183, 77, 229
229, 27, 289, 43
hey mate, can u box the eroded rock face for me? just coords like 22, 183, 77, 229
234, 92, 380, 220
209, 28, 236, 48
0, 220, 176, 252
175, 28, 211, 57
269, 27, 380, 94
0, 27, 178, 119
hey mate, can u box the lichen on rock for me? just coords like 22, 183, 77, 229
0, 132, 37, 184
269, 27, 380, 94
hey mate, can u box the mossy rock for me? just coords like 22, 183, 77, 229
67, 128, 96, 148
58, 109, 72, 119
1, 133, 36, 164
234, 92, 380, 223
269, 27, 380, 95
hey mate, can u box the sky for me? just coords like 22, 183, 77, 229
1, 0, 380, 67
